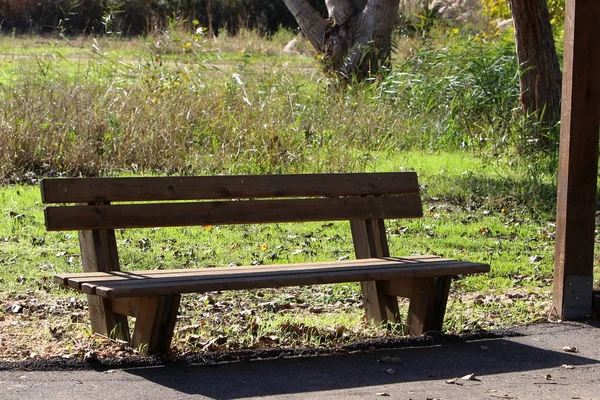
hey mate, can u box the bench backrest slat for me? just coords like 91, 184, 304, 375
44, 196, 423, 231
41, 173, 419, 203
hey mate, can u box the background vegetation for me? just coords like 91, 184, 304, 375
0, 0, 595, 361
0, 0, 325, 36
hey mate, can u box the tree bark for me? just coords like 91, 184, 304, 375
283, 0, 399, 81
510, 0, 562, 128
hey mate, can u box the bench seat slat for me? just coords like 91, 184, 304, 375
45, 195, 423, 231
54, 256, 457, 288
54, 256, 490, 298
41, 173, 419, 203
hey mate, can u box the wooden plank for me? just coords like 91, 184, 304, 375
351, 219, 400, 324
157, 295, 181, 355
78, 230, 120, 273
41, 172, 419, 203
76, 262, 485, 295
131, 296, 161, 354
382, 278, 414, 298
110, 297, 141, 318
78, 227, 130, 341
44, 195, 423, 231
56, 256, 459, 281
406, 276, 452, 335
53, 255, 452, 287
87, 296, 130, 341
553, 0, 600, 319
59, 257, 486, 290
86, 260, 487, 298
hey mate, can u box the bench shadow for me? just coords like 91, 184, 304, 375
125, 332, 599, 399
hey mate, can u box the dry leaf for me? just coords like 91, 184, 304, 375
563, 346, 579, 353
445, 378, 463, 385
544, 374, 552, 380
560, 364, 575, 369
376, 393, 390, 397
460, 373, 480, 381
385, 368, 397, 375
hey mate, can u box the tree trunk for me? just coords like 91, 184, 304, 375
510, 0, 562, 128
283, 0, 399, 81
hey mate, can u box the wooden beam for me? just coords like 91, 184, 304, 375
553, 0, 600, 319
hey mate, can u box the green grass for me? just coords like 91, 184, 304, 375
0, 27, 591, 360
0, 150, 559, 355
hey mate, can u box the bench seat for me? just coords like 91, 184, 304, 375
55, 256, 489, 298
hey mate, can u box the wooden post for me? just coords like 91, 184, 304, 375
350, 219, 401, 324
79, 229, 130, 340
553, 0, 600, 319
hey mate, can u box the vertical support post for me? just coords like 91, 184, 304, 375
132, 295, 181, 355
406, 276, 451, 335
79, 228, 130, 341
553, 0, 600, 319
350, 219, 400, 324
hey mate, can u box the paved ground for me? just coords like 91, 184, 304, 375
1, 320, 599, 400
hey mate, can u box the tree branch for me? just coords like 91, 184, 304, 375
282, 0, 328, 51
326, 0, 367, 24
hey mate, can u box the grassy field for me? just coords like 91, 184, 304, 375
0, 27, 596, 361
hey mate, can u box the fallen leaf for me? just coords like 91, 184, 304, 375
563, 346, 579, 353
376, 393, 390, 397
460, 373, 480, 381
560, 364, 575, 369
544, 374, 552, 380
445, 378, 463, 385
529, 255, 542, 263
479, 345, 491, 351
385, 368, 397, 375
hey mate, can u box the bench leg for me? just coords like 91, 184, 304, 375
361, 281, 401, 325
87, 295, 130, 342
406, 276, 452, 335
131, 295, 181, 355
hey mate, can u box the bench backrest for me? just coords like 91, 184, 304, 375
41, 173, 423, 231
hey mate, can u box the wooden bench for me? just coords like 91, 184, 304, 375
42, 173, 489, 355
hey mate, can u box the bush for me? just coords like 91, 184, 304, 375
0, 0, 323, 36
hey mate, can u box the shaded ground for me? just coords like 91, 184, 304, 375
1, 320, 599, 399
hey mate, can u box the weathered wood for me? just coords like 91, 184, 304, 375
78, 228, 130, 341
553, 0, 600, 319
54, 255, 465, 288
130, 295, 181, 355
382, 278, 413, 298
110, 297, 141, 318
54, 257, 489, 298
45, 196, 423, 231
406, 276, 451, 335
131, 296, 161, 354
41, 173, 419, 203
351, 219, 400, 324
78, 230, 120, 273
45, 172, 490, 354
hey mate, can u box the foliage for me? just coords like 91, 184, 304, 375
0, 0, 314, 36
0, 27, 581, 360
0, 150, 563, 359
0, 28, 562, 183
376, 33, 522, 151
482, 0, 565, 31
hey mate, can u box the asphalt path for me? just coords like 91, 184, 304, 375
2, 320, 599, 399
